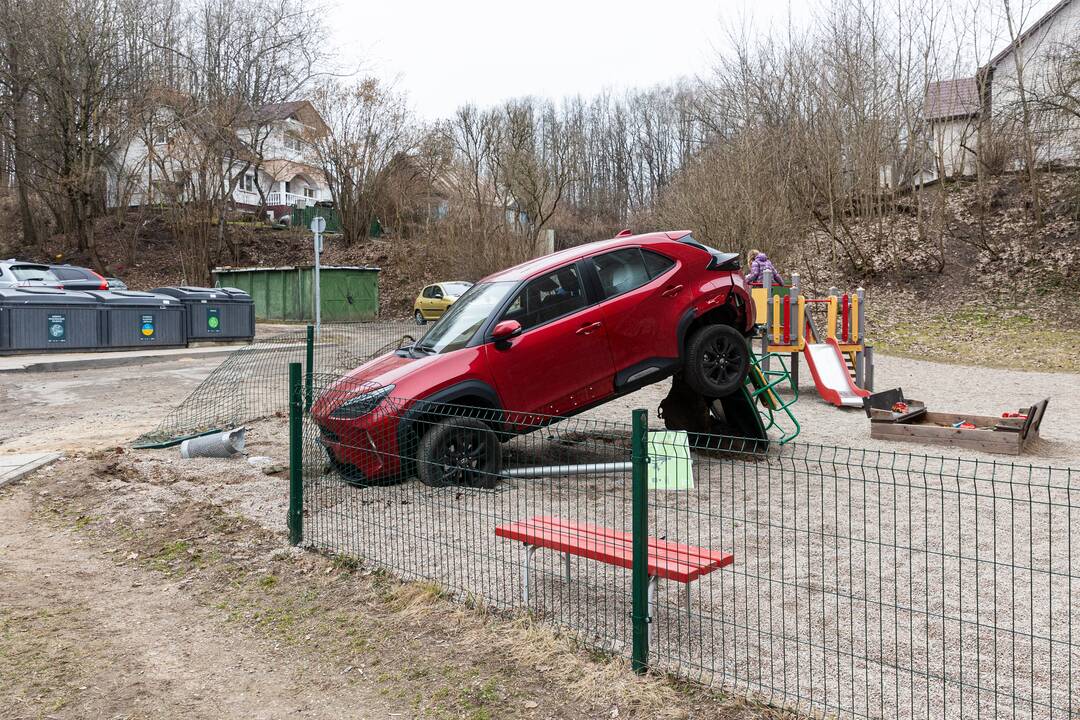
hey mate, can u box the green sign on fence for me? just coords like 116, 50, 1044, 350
647, 430, 693, 491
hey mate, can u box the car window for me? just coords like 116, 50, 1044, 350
442, 282, 471, 296
591, 249, 652, 299
10, 266, 59, 283
501, 265, 587, 331
431, 286, 444, 298
641, 249, 676, 278
421, 286, 434, 299
52, 268, 83, 280
415, 281, 516, 354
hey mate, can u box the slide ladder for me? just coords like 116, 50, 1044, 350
746, 351, 800, 444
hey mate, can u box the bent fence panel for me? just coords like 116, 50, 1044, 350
297, 379, 1079, 720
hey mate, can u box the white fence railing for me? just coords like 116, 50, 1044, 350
266, 191, 314, 207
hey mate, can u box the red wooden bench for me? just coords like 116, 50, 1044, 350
495, 515, 734, 639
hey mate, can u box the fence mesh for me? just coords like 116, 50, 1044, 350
132, 322, 1080, 719
134, 321, 415, 446
297, 370, 1080, 720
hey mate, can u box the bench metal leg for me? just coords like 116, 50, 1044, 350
686, 582, 692, 632
563, 552, 571, 584
522, 543, 537, 604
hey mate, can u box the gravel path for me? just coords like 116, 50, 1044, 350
581, 352, 1080, 464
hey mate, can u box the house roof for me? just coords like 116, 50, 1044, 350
987, 0, 1075, 69
247, 100, 329, 134
924, 78, 981, 121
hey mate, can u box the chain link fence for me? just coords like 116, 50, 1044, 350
134, 321, 415, 447
289, 369, 1079, 720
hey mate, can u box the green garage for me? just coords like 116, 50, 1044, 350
212, 265, 380, 322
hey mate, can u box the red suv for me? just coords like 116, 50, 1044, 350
313, 231, 754, 486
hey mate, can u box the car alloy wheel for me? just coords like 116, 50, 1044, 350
417, 417, 501, 488
684, 324, 750, 398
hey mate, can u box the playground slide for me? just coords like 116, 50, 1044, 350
803, 337, 870, 408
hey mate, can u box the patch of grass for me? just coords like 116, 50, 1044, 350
868, 303, 1080, 372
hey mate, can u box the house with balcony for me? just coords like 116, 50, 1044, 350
107, 98, 333, 220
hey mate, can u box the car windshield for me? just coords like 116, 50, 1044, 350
442, 282, 472, 296
416, 281, 516, 354
10, 266, 59, 283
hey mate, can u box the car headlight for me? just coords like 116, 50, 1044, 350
329, 385, 395, 419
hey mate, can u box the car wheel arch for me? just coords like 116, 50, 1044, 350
395, 381, 506, 470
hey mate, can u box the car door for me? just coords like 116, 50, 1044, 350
485, 262, 615, 416
586, 247, 682, 388
430, 284, 448, 318
418, 285, 435, 319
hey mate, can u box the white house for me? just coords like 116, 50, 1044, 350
108, 99, 333, 219
925, 0, 1080, 179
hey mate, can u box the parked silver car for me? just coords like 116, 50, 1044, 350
0, 260, 62, 289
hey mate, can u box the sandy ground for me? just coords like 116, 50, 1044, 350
0, 356, 224, 454
585, 352, 1080, 464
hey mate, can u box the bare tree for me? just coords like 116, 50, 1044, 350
311, 77, 413, 246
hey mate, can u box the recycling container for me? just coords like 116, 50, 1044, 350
0, 287, 102, 352
150, 286, 255, 341
85, 290, 187, 349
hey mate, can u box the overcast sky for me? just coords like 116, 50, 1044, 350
326, 0, 1060, 121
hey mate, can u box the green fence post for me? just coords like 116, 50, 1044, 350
630, 407, 649, 673
304, 324, 314, 411
288, 362, 304, 546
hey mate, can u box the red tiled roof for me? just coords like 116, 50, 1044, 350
924, 78, 981, 121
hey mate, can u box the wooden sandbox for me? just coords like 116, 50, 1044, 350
865, 389, 1049, 456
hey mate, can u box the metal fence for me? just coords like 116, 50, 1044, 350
290, 368, 1079, 720
134, 321, 415, 447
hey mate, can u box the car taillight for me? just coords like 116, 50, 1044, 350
93, 271, 107, 290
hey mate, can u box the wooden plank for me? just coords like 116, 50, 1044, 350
531, 515, 731, 566
495, 516, 734, 582
870, 423, 1022, 454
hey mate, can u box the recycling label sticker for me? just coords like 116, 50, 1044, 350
140, 314, 156, 340
207, 307, 221, 333
47, 314, 66, 343
647, 430, 694, 491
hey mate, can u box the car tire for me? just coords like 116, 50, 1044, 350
417, 416, 502, 489
414, 310, 426, 325
683, 324, 750, 398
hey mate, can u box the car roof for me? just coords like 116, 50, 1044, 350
482, 231, 692, 283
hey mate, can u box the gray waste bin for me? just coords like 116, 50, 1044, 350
151, 286, 255, 341
86, 290, 187, 349
0, 287, 102, 352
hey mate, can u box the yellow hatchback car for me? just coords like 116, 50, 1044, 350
413, 281, 473, 325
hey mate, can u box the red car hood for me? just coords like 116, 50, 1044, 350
313, 351, 433, 417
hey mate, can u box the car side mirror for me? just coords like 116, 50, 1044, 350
491, 319, 522, 344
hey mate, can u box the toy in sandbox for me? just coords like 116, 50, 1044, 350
863, 388, 1049, 455
750, 270, 874, 408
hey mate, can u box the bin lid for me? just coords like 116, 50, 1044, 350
0, 287, 99, 305
216, 287, 252, 300
151, 286, 233, 301
84, 290, 178, 306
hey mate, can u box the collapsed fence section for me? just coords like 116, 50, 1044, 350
291, 369, 1080, 720
134, 321, 415, 447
